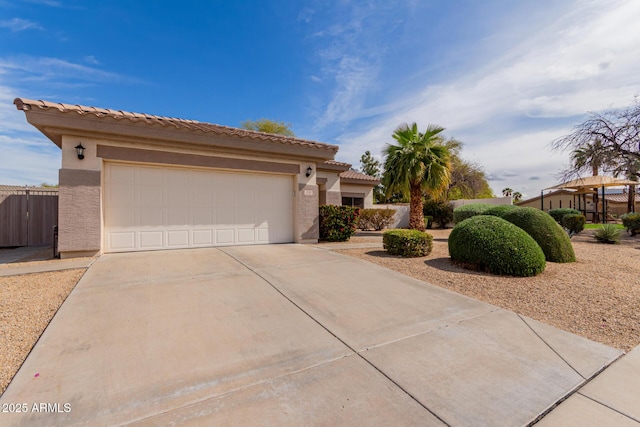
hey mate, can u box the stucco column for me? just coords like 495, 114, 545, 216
58, 137, 102, 258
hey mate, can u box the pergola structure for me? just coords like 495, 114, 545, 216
542, 176, 638, 223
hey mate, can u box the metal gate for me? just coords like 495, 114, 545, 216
0, 186, 59, 247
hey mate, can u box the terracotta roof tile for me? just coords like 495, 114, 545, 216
324, 160, 352, 167
339, 170, 381, 182
14, 98, 338, 153
605, 194, 640, 203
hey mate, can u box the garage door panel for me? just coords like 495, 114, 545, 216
109, 232, 136, 250
192, 229, 213, 245
167, 230, 189, 247
138, 186, 164, 207
167, 208, 189, 226
104, 163, 293, 252
216, 229, 235, 245
137, 167, 163, 185
237, 228, 256, 243
139, 231, 164, 249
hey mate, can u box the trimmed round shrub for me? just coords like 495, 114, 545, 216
562, 213, 585, 234
453, 203, 494, 224
448, 216, 546, 277
621, 212, 640, 236
484, 204, 519, 218
548, 208, 580, 224
501, 207, 576, 263
383, 229, 433, 257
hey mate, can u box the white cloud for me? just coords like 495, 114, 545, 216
329, 0, 640, 199
0, 18, 43, 32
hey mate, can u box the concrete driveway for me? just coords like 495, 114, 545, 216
0, 245, 622, 426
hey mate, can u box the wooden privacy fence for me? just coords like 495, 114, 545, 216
0, 187, 58, 247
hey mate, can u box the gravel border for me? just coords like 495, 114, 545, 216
0, 269, 85, 395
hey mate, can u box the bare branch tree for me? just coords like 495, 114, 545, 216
552, 101, 640, 181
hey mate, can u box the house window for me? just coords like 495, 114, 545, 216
342, 197, 364, 209
559, 200, 562, 208
549, 201, 553, 209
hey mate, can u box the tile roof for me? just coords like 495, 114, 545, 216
605, 194, 640, 203
340, 170, 381, 183
324, 160, 352, 167
14, 98, 338, 153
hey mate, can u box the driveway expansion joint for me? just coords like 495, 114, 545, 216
219, 247, 452, 427
576, 392, 640, 424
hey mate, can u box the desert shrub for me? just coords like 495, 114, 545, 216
358, 209, 395, 231
484, 204, 519, 218
562, 214, 586, 235
424, 215, 433, 229
448, 216, 546, 277
452, 203, 494, 224
621, 212, 640, 236
548, 208, 581, 224
383, 229, 433, 257
423, 200, 453, 229
501, 207, 576, 263
594, 224, 620, 244
319, 205, 359, 242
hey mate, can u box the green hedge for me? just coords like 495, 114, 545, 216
621, 212, 640, 236
383, 229, 433, 257
358, 209, 395, 231
319, 205, 360, 242
448, 216, 546, 277
501, 207, 576, 263
452, 203, 494, 224
548, 208, 580, 224
484, 204, 519, 218
562, 214, 585, 234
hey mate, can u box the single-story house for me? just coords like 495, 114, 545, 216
517, 189, 639, 216
14, 98, 379, 258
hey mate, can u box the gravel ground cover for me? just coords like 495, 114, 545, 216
335, 229, 640, 352
0, 268, 85, 395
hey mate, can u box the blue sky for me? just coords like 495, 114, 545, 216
1, 0, 640, 198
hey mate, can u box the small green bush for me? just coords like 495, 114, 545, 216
562, 214, 586, 235
452, 203, 494, 224
484, 204, 519, 218
448, 216, 546, 277
358, 209, 395, 231
621, 212, 640, 236
383, 229, 433, 257
424, 215, 433, 229
319, 205, 360, 242
501, 207, 576, 263
423, 200, 453, 229
548, 208, 581, 224
594, 224, 620, 244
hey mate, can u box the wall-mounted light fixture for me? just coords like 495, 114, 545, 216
75, 143, 86, 160
306, 166, 313, 177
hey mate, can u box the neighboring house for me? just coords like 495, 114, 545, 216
14, 98, 378, 258
517, 189, 638, 216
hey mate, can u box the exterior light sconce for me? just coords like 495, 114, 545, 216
306, 166, 313, 177
75, 143, 86, 160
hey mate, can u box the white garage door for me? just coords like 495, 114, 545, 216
103, 162, 294, 252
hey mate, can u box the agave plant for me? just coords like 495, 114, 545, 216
593, 224, 620, 244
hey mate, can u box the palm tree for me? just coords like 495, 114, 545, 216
502, 188, 513, 197
512, 191, 523, 202
383, 123, 451, 231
